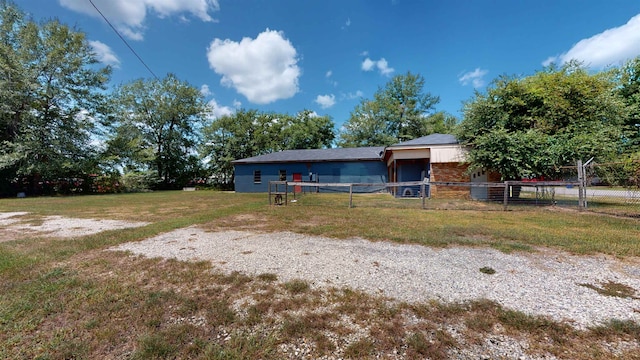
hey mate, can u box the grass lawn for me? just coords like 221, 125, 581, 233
0, 191, 639, 359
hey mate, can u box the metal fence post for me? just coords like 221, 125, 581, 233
577, 160, 584, 209
503, 181, 509, 211
421, 181, 426, 210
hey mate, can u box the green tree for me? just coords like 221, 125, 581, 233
458, 61, 626, 180
281, 109, 335, 150
608, 56, 640, 187
337, 100, 396, 148
337, 71, 440, 147
105, 74, 209, 189
0, 1, 111, 195
422, 111, 459, 135
201, 109, 335, 187
617, 56, 640, 150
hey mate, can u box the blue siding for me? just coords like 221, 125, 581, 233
396, 160, 430, 197
234, 161, 387, 193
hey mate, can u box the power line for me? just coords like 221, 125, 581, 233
88, 0, 159, 80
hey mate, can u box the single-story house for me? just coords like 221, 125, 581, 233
232, 146, 387, 193
232, 133, 492, 198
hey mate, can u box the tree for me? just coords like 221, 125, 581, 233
281, 109, 335, 150
421, 111, 459, 135
617, 56, 640, 150
458, 61, 627, 180
0, 1, 111, 195
337, 100, 396, 148
105, 74, 209, 189
337, 71, 441, 147
201, 109, 335, 187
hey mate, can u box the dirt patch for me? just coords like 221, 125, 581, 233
0, 212, 149, 241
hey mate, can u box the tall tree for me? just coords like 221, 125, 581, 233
458, 61, 627, 180
0, 1, 111, 194
105, 74, 209, 189
617, 56, 640, 150
281, 109, 335, 150
337, 100, 396, 148
201, 109, 335, 187
337, 71, 440, 147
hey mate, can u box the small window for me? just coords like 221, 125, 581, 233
279, 170, 287, 181
253, 170, 261, 184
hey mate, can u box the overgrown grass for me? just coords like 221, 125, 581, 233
221, 192, 640, 256
1, 191, 639, 358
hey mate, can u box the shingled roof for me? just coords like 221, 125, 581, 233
389, 133, 458, 147
231, 146, 385, 164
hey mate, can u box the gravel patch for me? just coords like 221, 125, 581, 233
0, 212, 149, 239
112, 227, 640, 329
0, 211, 29, 225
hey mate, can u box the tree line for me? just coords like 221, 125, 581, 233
460, 60, 640, 184
1, 1, 639, 196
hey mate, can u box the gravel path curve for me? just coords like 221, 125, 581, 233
112, 227, 640, 329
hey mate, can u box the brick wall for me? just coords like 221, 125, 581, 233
430, 162, 470, 198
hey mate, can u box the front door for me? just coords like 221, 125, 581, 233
293, 173, 302, 193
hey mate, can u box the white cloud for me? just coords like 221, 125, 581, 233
361, 57, 394, 76
458, 68, 488, 88
344, 90, 364, 100
59, 0, 220, 40
207, 98, 234, 119
361, 58, 375, 71
200, 84, 212, 97
88, 40, 120, 67
315, 94, 336, 109
206, 29, 301, 104
543, 13, 640, 68
325, 70, 338, 86
376, 58, 394, 76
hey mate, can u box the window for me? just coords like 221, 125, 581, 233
253, 170, 261, 184
279, 169, 287, 181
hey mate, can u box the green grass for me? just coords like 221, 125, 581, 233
252, 193, 640, 256
579, 281, 639, 299
1, 191, 640, 358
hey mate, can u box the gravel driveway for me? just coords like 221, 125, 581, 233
112, 226, 640, 329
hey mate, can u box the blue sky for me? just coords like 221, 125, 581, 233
17, 0, 640, 130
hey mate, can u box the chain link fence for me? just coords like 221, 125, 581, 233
581, 160, 640, 217
268, 160, 640, 217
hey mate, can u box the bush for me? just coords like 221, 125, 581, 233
120, 171, 159, 193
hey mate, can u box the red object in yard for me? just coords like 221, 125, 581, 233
521, 176, 546, 182
293, 173, 302, 193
